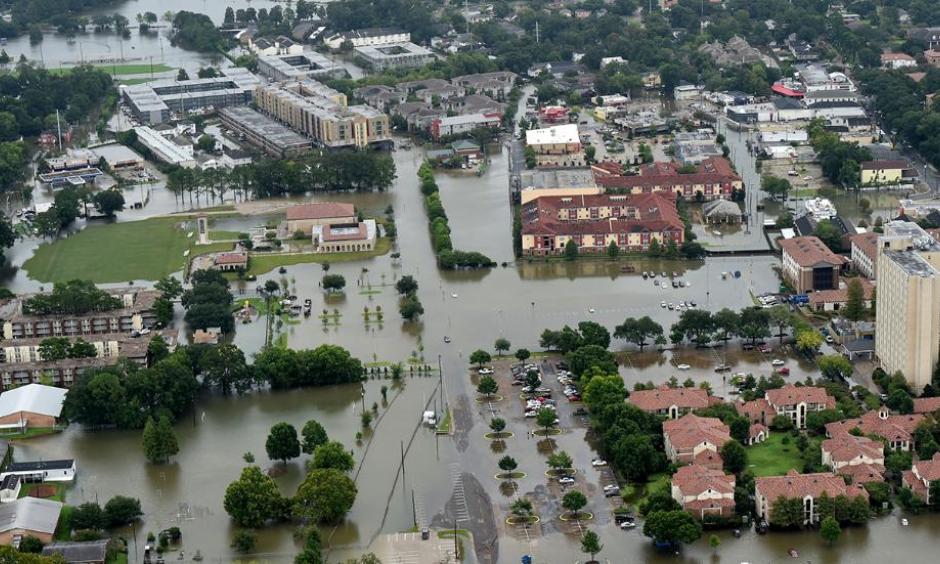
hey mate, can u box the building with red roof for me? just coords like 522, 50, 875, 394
821, 434, 884, 484
670, 464, 736, 520
913, 397, 940, 415
286, 202, 357, 236
779, 236, 848, 293
627, 385, 719, 419
593, 156, 742, 201
520, 192, 684, 256
825, 407, 923, 451
903, 453, 940, 503
755, 470, 868, 525
765, 385, 836, 429
663, 414, 731, 465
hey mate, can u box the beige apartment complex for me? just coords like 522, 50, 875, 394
254, 80, 390, 148
875, 221, 940, 391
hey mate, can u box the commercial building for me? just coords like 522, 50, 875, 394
861, 160, 912, 186
662, 414, 731, 466
875, 221, 940, 391
254, 80, 391, 148
430, 112, 502, 140
285, 203, 357, 236
754, 470, 867, 526
525, 124, 581, 155
672, 131, 722, 165
313, 220, 377, 253
42, 540, 110, 564
671, 465, 736, 520
0, 384, 66, 431
765, 385, 836, 429
354, 42, 434, 70
324, 27, 410, 49
517, 169, 601, 205
798, 64, 856, 92
779, 236, 847, 293
520, 192, 685, 256
594, 157, 743, 201
0, 497, 62, 545
122, 70, 259, 124
256, 51, 346, 82
218, 107, 313, 157
627, 384, 718, 419
132, 126, 196, 168
850, 232, 879, 279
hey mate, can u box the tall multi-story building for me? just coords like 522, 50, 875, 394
254, 80, 391, 149
122, 69, 260, 124
875, 221, 940, 391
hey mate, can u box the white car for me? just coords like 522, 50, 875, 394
771, 359, 786, 366
603, 484, 619, 491
619, 521, 637, 530
677, 364, 691, 370
660, 301, 667, 308
524, 411, 537, 418
479, 368, 494, 375
592, 459, 607, 467
558, 477, 575, 485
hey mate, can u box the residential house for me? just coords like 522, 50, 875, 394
861, 160, 912, 186
1, 459, 76, 482
779, 236, 848, 293
821, 434, 885, 484
451, 71, 516, 99
354, 85, 407, 112
42, 540, 110, 564
415, 84, 465, 104
748, 423, 770, 446
593, 157, 743, 201
0, 497, 62, 545
925, 49, 940, 68
520, 192, 685, 256
850, 232, 879, 279
881, 52, 918, 70
212, 252, 249, 272
285, 203, 357, 236
627, 384, 718, 419
902, 452, 940, 503
670, 465, 736, 520
445, 94, 505, 116
0, 383, 67, 431
754, 470, 867, 525
765, 385, 836, 429
825, 407, 923, 451
735, 398, 773, 425
663, 414, 731, 465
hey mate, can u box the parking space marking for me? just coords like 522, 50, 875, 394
448, 464, 471, 522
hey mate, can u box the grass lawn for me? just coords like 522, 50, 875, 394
24, 217, 201, 283
747, 433, 808, 477
622, 472, 669, 506
118, 78, 153, 86
54, 505, 73, 541
106, 553, 128, 564
246, 237, 392, 276
50, 63, 173, 76
1, 427, 59, 440
19, 482, 66, 502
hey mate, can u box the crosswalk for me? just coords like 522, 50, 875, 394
385, 533, 458, 564
449, 464, 471, 523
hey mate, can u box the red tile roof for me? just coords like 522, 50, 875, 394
749, 423, 769, 440
822, 434, 884, 465
594, 157, 741, 191
838, 462, 885, 485
286, 202, 355, 221
521, 192, 684, 238
779, 237, 847, 268
912, 452, 940, 482
766, 385, 836, 409
672, 464, 735, 497
850, 232, 879, 261
664, 414, 732, 450
825, 410, 924, 443
808, 278, 874, 306
628, 385, 713, 412
913, 397, 940, 415
756, 469, 867, 504
214, 252, 248, 265
736, 398, 772, 425
692, 449, 725, 470
322, 223, 367, 242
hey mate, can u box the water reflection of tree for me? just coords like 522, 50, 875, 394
536, 438, 556, 455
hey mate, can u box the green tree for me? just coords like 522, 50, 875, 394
92, 189, 125, 216
547, 451, 573, 472
494, 338, 511, 356
820, 516, 841, 544
142, 415, 179, 463
814, 219, 843, 252
761, 175, 792, 200
294, 468, 358, 524
709, 533, 720, 553
536, 407, 557, 431
498, 455, 517, 474
17, 536, 44, 554
322, 274, 346, 293
562, 490, 587, 516
311, 441, 355, 473
515, 348, 531, 362
38, 337, 70, 361
566, 344, 617, 377
231, 530, 256, 553
720, 440, 747, 474
469, 349, 492, 367
200, 343, 253, 394
613, 316, 663, 350
796, 329, 824, 355
642, 510, 702, 545
489, 418, 506, 434
266, 422, 301, 464
580, 530, 602, 562
399, 295, 424, 321
104, 496, 143, 527
818, 355, 853, 380
582, 375, 626, 410
844, 278, 866, 322
70, 502, 107, 531
69, 338, 97, 358
510, 498, 533, 518
563, 239, 579, 260
606, 240, 619, 258
394, 275, 418, 295
223, 466, 285, 528
301, 420, 329, 455
477, 376, 499, 398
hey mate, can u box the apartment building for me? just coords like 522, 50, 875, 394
826, 408, 924, 451
324, 27, 410, 49
430, 112, 502, 140
670, 465, 736, 520
256, 52, 346, 82
779, 236, 847, 293
903, 453, 940, 504
355, 42, 434, 70
1, 289, 158, 340
821, 434, 885, 484
218, 106, 313, 158
254, 80, 391, 149
594, 157, 743, 201
850, 231, 879, 279
628, 384, 718, 419
861, 160, 912, 186
755, 470, 867, 526
662, 414, 731, 465
765, 385, 836, 429
875, 221, 940, 391
520, 192, 685, 255
122, 70, 260, 124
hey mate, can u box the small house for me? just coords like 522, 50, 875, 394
0, 497, 62, 545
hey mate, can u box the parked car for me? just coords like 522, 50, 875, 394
771, 359, 786, 367
604, 487, 621, 497
591, 459, 607, 467
479, 367, 494, 375
558, 477, 575, 485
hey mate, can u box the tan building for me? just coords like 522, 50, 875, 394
285, 202, 357, 235
850, 231, 879, 279
518, 169, 601, 205
314, 220, 377, 253
821, 434, 885, 484
254, 80, 390, 148
926, 49, 940, 68
826, 407, 923, 452
903, 453, 940, 504
628, 385, 718, 419
875, 221, 940, 391
861, 160, 909, 186
765, 385, 836, 429
0, 497, 62, 545
754, 470, 867, 526
670, 464, 735, 520
663, 414, 731, 465
1, 289, 158, 340
525, 124, 581, 155
779, 236, 847, 293
0, 384, 67, 430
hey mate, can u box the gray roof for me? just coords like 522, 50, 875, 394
703, 199, 742, 217
43, 540, 109, 563
0, 497, 62, 535
0, 384, 67, 419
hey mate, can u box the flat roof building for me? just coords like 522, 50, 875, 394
325, 27, 409, 49
354, 42, 434, 70
0, 497, 63, 545
256, 51, 347, 82
219, 106, 313, 157
133, 126, 196, 168
517, 169, 601, 204
122, 69, 259, 124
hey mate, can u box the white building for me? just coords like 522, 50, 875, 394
430, 112, 502, 139
881, 52, 918, 70
133, 127, 196, 168
803, 197, 837, 221
325, 27, 410, 49
1, 459, 76, 483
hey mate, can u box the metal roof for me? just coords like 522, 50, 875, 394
0, 497, 62, 535
0, 384, 67, 419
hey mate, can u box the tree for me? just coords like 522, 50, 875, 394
69, 338, 97, 358
709, 533, 720, 553
721, 440, 747, 474
844, 278, 866, 322
498, 455, 517, 473
567, 345, 617, 377
469, 349, 492, 367
536, 407, 557, 431
582, 375, 626, 411
818, 355, 853, 381
399, 295, 424, 321
200, 343, 253, 394
614, 316, 663, 350
814, 219, 843, 252
294, 468, 358, 524
761, 175, 792, 200
547, 451, 573, 472
156, 276, 183, 300
489, 418, 506, 434
301, 420, 329, 455
820, 516, 841, 544
477, 376, 499, 398
142, 415, 179, 463
494, 338, 511, 356
642, 510, 702, 545
563, 239, 579, 260
510, 498, 533, 518
796, 329, 824, 355
17, 536, 44, 554
768, 305, 792, 344
578, 321, 611, 349
224, 466, 285, 528
231, 530, 256, 553
606, 240, 619, 259
322, 274, 346, 293
177, 68, 189, 81
562, 490, 587, 516
70, 502, 107, 531
394, 275, 418, 296
515, 348, 531, 362
311, 441, 354, 473
581, 530, 602, 562
38, 337, 70, 361
266, 422, 301, 464
92, 189, 125, 216
104, 496, 143, 527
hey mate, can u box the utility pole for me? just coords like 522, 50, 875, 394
400, 440, 406, 484
535, 20, 539, 44
411, 490, 417, 528
438, 354, 444, 416
453, 519, 458, 562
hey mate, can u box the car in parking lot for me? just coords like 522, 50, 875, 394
478, 367, 494, 375
558, 477, 575, 485
604, 487, 621, 497
591, 459, 607, 467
